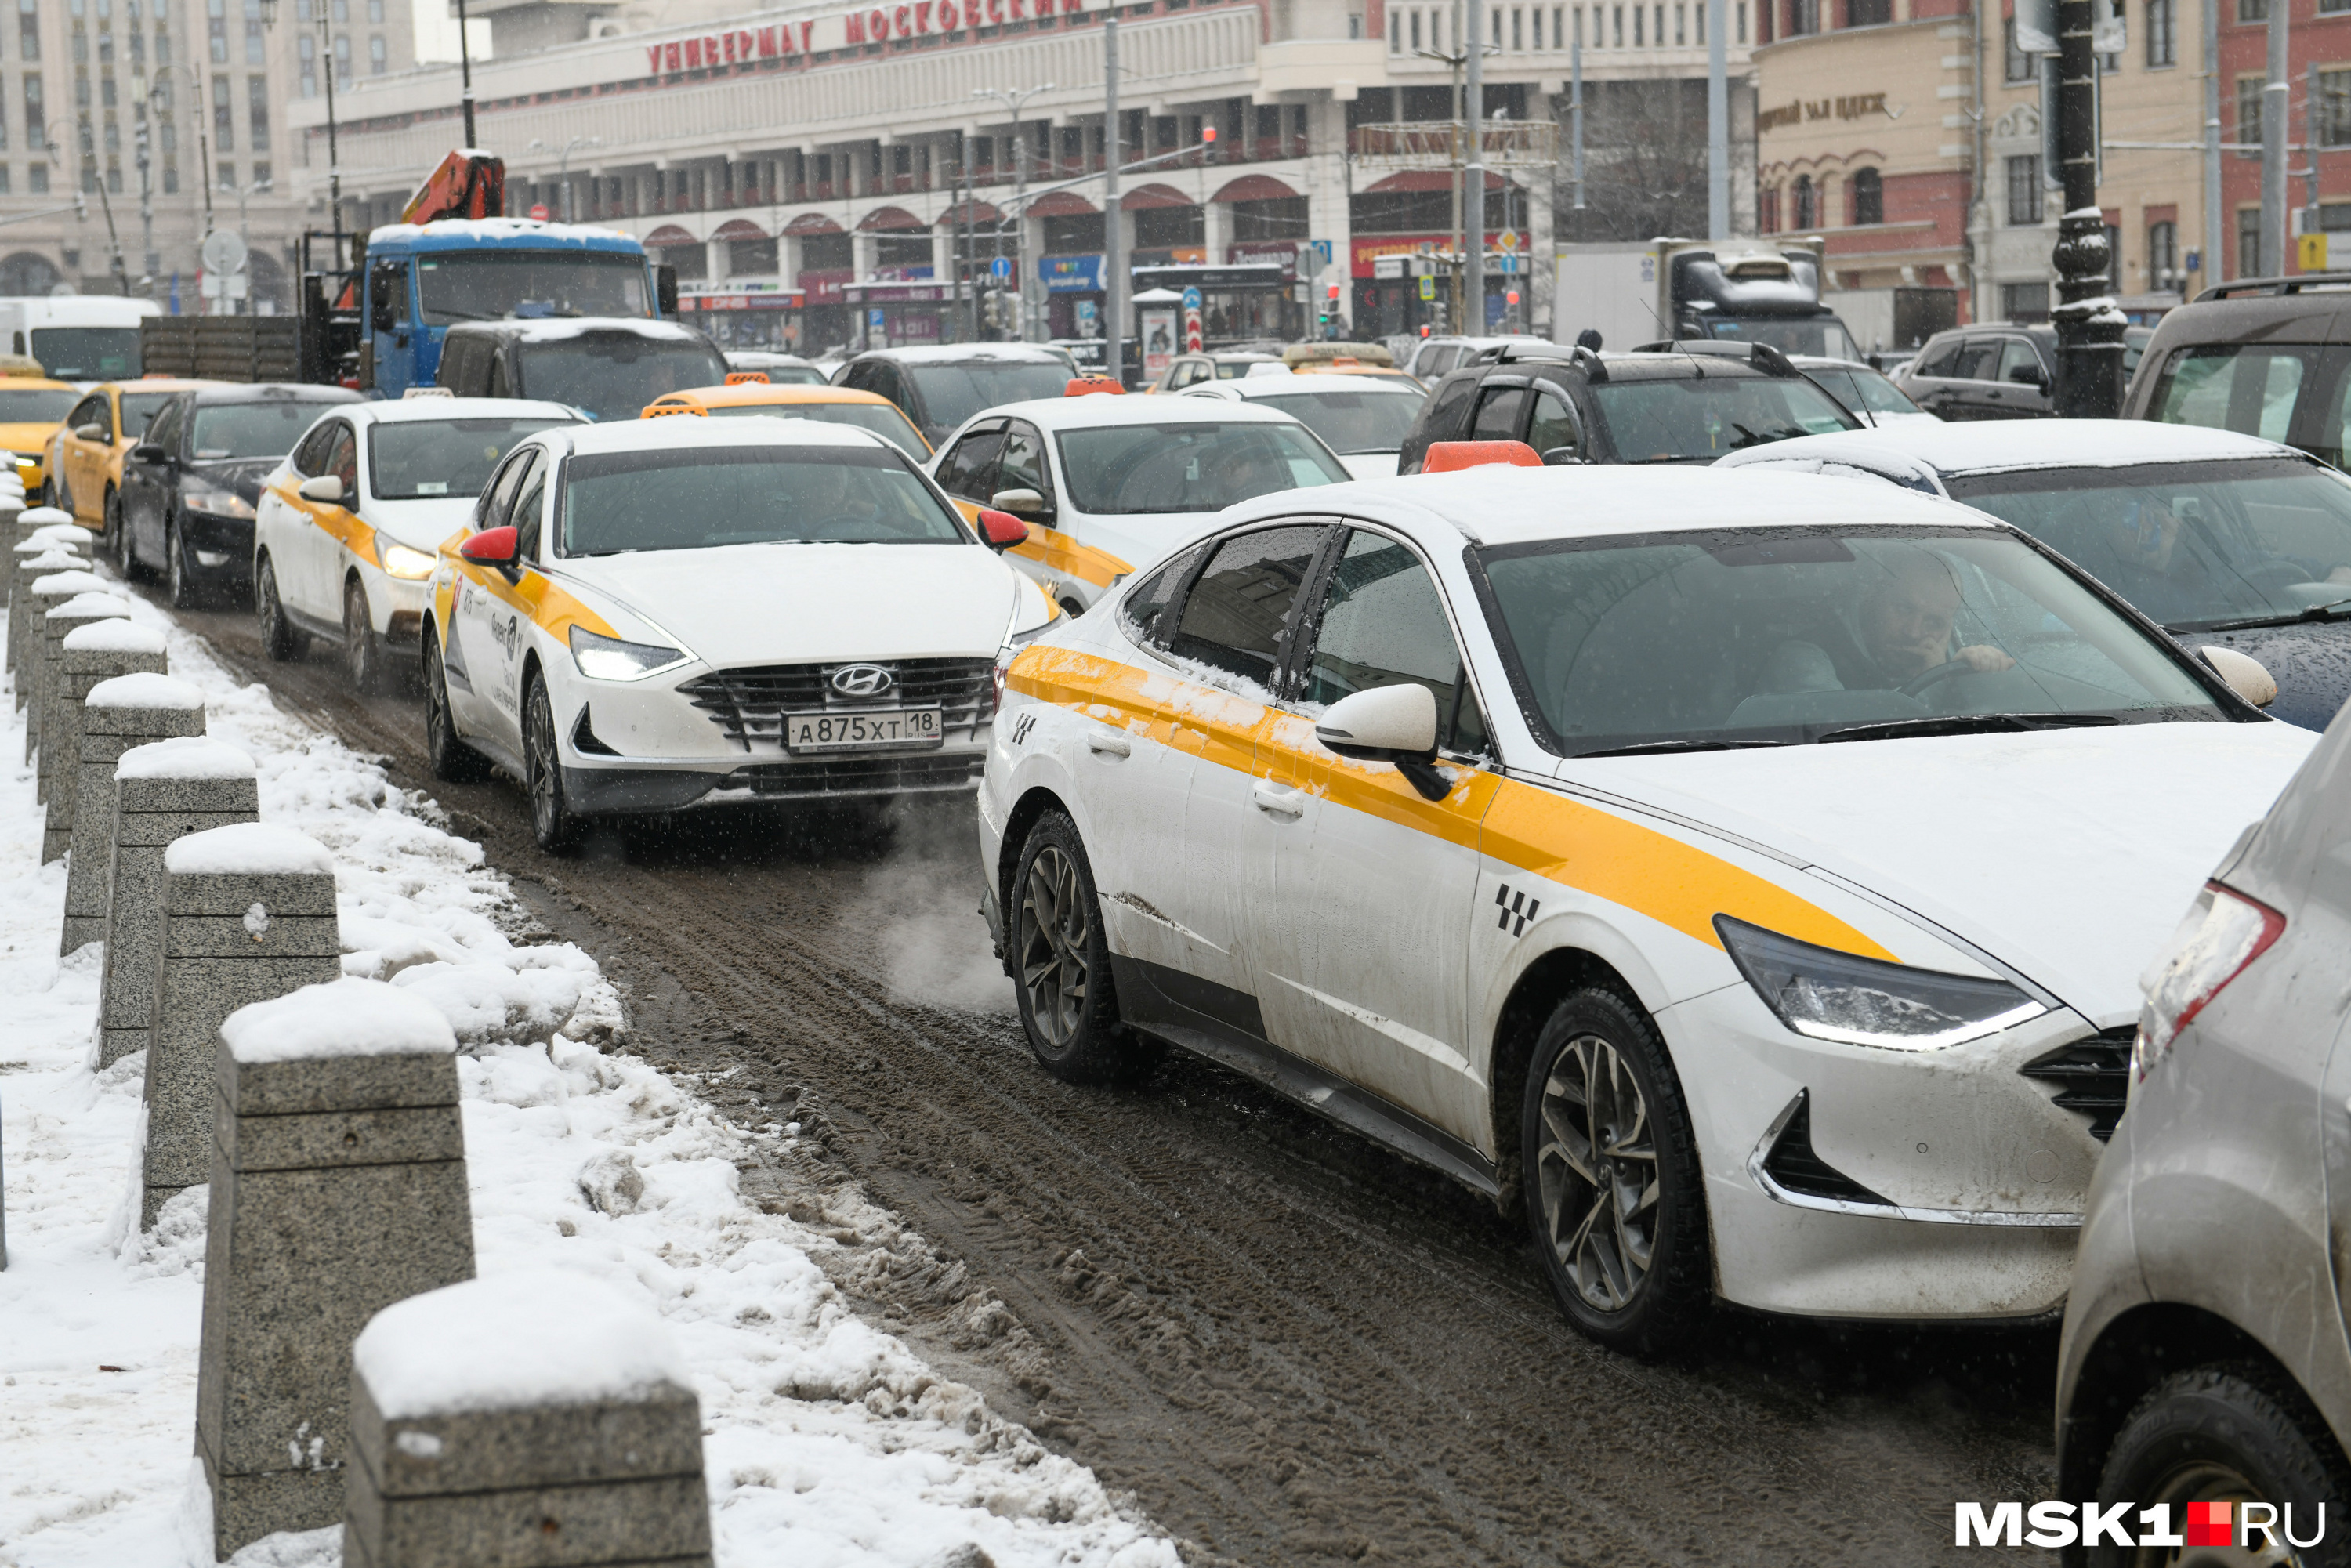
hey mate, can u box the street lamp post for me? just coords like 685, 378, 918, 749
150, 67, 213, 243
456, 0, 478, 148
973, 83, 1054, 342
2050, 0, 2123, 416
528, 136, 602, 223
223, 176, 271, 313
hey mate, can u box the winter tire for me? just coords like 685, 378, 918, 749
102, 487, 126, 573
1009, 810, 1160, 1085
2088, 1363, 2351, 1568
1521, 987, 1710, 1358
165, 519, 203, 609
256, 555, 307, 661
342, 576, 389, 693
422, 629, 491, 784
523, 669, 584, 853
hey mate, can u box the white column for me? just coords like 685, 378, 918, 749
1528, 172, 1556, 336
1306, 97, 1354, 332
1201, 194, 1230, 263
705, 235, 730, 285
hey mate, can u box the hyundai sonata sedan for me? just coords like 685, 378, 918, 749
978, 461, 2312, 1356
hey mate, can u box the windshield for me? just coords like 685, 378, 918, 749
118, 390, 179, 437
1248, 388, 1428, 453
415, 252, 651, 324
560, 445, 970, 554
0, 387, 79, 423
2145, 344, 2313, 444
190, 400, 342, 460
516, 337, 728, 423
1946, 458, 2351, 630
1702, 317, 1860, 361
1805, 367, 1922, 421
369, 416, 571, 501
1478, 526, 2220, 755
1591, 375, 1857, 462
31, 327, 140, 380
1056, 421, 1349, 514
744, 365, 828, 386
902, 361, 1074, 429
701, 400, 928, 458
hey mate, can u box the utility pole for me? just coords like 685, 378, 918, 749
974, 83, 1054, 342
2262, 0, 2288, 273
322, 5, 344, 257
1465, 0, 1486, 333
1570, 41, 1584, 241
136, 114, 155, 291
457, 0, 479, 148
1104, 18, 1123, 384
2204, 0, 2221, 281
1707, 0, 1727, 238
2052, 0, 2122, 415
1413, 44, 1471, 328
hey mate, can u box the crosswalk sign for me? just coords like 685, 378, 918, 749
1417, 275, 1434, 301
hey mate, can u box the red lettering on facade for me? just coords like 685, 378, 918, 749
704, 34, 719, 62
683, 36, 701, 66
1008, 0, 1026, 19
647, 42, 663, 72
915, 1, 933, 28
938, 0, 958, 25
798, 19, 816, 49
985, 0, 1003, 23
664, 40, 682, 70
844, 11, 866, 40
893, 4, 911, 33
868, 6, 888, 38
736, 29, 753, 56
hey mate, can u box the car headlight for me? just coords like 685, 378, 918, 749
1713, 915, 2046, 1051
567, 623, 686, 681
182, 478, 255, 520
378, 541, 436, 579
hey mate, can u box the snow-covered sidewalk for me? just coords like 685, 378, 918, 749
0, 592, 1176, 1568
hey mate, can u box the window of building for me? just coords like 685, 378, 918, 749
1849, 165, 1882, 225
2146, 0, 2175, 63
214, 155, 229, 190
330, 0, 345, 19
2237, 0, 2263, 20
250, 158, 266, 187
1633, 2, 1642, 42
298, 30, 313, 96
205, 0, 222, 61
2098, 0, 2119, 71
2001, 282, 2049, 323
23, 73, 39, 147
17, 0, 34, 61
2237, 75, 2265, 160
1788, 0, 1817, 32
1759, 183, 1777, 232
241, 0, 259, 63
1791, 172, 1814, 227
1389, 8, 1399, 49
26, 158, 42, 189
2006, 154, 2041, 226
331, 30, 347, 80
209, 71, 228, 150
366, 0, 381, 17
1848, 0, 1889, 23
1612, 4, 1622, 45
368, 32, 383, 71
2148, 219, 2179, 288
2238, 206, 2263, 277
2320, 69, 2351, 145
247, 71, 265, 148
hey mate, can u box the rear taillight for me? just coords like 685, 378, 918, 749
2134, 880, 2286, 1077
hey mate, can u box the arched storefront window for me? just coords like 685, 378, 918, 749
1849, 167, 1882, 226
1792, 174, 1816, 230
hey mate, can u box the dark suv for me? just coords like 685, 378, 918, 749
2124, 273, 2351, 469
832, 346, 1075, 447
1898, 321, 2154, 420
1396, 341, 1861, 473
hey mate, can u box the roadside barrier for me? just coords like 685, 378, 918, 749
143, 823, 345, 1229
38, 596, 133, 853
20, 572, 118, 758
89, 675, 221, 1067
11, 561, 96, 697
196, 976, 473, 1559
55, 620, 168, 920
346, 1271, 713, 1568
9, 531, 84, 615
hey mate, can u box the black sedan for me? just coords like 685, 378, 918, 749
115, 383, 361, 607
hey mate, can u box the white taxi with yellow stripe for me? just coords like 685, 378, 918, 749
928, 393, 1353, 618
253, 396, 578, 692
423, 415, 1056, 852
978, 463, 2313, 1355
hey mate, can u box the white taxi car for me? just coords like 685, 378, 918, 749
425, 416, 1054, 851
927, 394, 1351, 617
980, 462, 2312, 1355
252, 396, 578, 692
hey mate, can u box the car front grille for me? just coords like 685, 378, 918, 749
678, 657, 997, 751
2020, 1029, 2133, 1142
716, 754, 986, 798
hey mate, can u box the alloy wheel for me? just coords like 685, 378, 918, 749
2133, 1462, 2297, 1568
344, 580, 376, 690
1016, 845, 1089, 1048
1537, 1033, 1662, 1314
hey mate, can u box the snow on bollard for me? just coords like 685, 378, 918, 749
10, 559, 100, 700
36, 593, 132, 838
53, 619, 168, 907
196, 976, 475, 1559
7, 539, 82, 636
90, 679, 223, 1068
143, 823, 345, 1229
345, 1269, 713, 1568
13, 503, 74, 547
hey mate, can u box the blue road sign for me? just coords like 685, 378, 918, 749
990, 256, 1012, 280
1182, 286, 1203, 311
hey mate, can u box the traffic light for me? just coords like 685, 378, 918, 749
1318, 281, 1339, 336
981, 289, 1002, 331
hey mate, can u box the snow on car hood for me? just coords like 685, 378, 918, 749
1566, 721, 2317, 1024
546, 541, 1020, 668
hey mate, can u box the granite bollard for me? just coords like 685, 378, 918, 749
9, 546, 86, 679
196, 976, 475, 1558
90, 676, 223, 1067
144, 823, 346, 1228
37, 594, 132, 833
346, 1270, 714, 1568
18, 571, 118, 748
57, 621, 172, 947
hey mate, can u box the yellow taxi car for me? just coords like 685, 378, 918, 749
640, 378, 931, 459
0, 364, 86, 498
50, 377, 219, 538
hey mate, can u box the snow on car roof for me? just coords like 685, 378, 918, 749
1716, 418, 2292, 478
552, 413, 898, 458
345, 396, 579, 425
1223, 463, 1999, 549
366, 217, 638, 249
466, 317, 709, 346
1002, 396, 1309, 430
1211, 373, 1425, 398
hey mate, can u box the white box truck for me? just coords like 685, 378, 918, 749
0, 295, 161, 381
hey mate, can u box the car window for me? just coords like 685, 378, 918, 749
1419, 371, 1482, 443
1911, 338, 1962, 378
1056, 422, 1348, 514
699, 400, 929, 458
513, 337, 730, 423
510, 451, 548, 563
1998, 340, 2045, 386
1843, 368, 1925, 417
1469, 385, 1529, 442
560, 444, 970, 553
1215, 362, 1260, 380
0, 386, 80, 422
1165, 523, 1328, 690
1527, 388, 1579, 458
2150, 344, 2318, 446
190, 400, 345, 460
1246, 388, 1427, 454
118, 390, 177, 440
1117, 539, 1210, 649
1479, 526, 2223, 755
368, 415, 571, 500
475, 447, 533, 532
901, 360, 1073, 429
1951, 339, 2001, 381
288, 421, 335, 478
144, 398, 184, 454
996, 422, 1054, 504
1302, 529, 1487, 753
67, 394, 101, 434
1587, 375, 1857, 462
324, 423, 358, 494
936, 425, 1005, 500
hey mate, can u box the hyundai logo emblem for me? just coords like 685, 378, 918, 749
830, 663, 896, 699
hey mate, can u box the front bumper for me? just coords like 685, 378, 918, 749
1661, 981, 2112, 1320
560, 750, 987, 813
178, 508, 256, 583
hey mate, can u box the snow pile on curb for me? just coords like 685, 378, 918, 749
0, 595, 1175, 1568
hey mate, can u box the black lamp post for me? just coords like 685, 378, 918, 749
2050, 0, 2123, 418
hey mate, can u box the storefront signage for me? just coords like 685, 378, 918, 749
1757, 92, 1888, 133
1225, 241, 1299, 280
639, 0, 1110, 77
1038, 253, 1103, 292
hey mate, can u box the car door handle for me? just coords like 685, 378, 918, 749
1251, 780, 1306, 817
1086, 732, 1131, 758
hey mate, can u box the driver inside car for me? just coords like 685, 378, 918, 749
1755, 549, 2016, 694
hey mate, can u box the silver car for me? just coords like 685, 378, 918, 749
2056, 699, 2351, 1559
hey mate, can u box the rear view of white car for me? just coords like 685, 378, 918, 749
1179, 371, 1430, 480
252, 396, 578, 691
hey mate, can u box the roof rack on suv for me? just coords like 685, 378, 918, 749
1628, 339, 1801, 378
2194, 273, 2351, 300
1469, 340, 1608, 379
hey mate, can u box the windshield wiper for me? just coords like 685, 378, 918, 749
2194, 595, 2351, 632
1817, 712, 2123, 744
1726, 422, 1806, 450
1573, 737, 1791, 758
